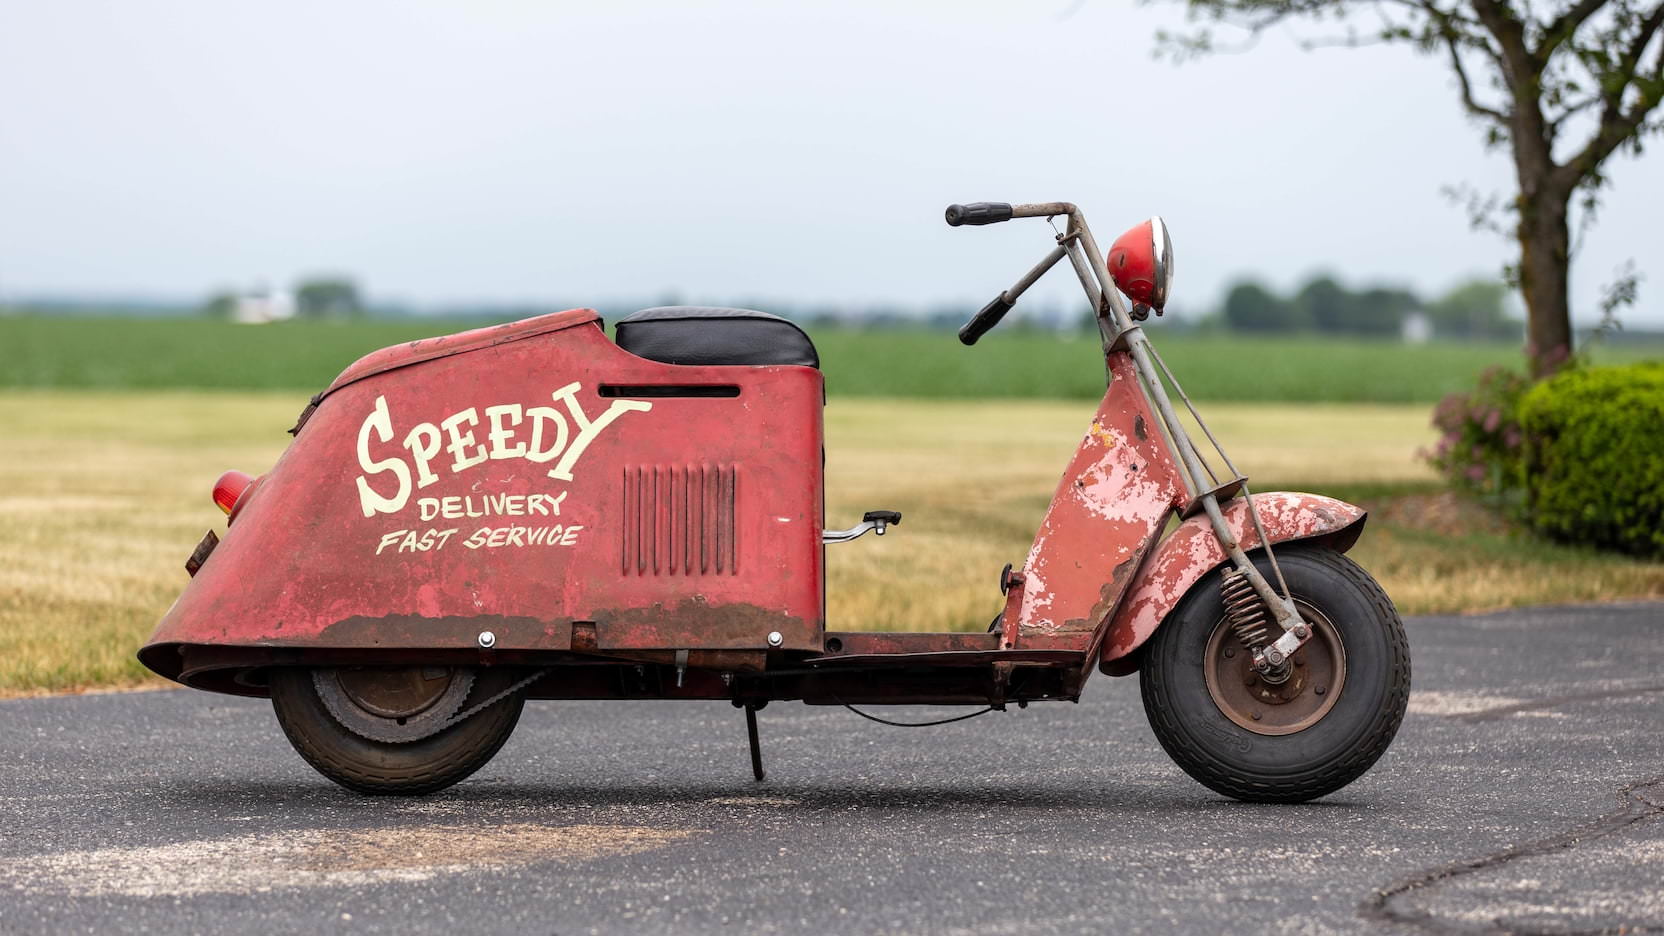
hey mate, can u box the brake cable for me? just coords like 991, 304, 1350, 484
841, 704, 995, 727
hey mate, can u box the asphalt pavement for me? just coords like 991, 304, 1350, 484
2, 602, 1662, 935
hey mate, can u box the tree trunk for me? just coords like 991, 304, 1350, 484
1517, 191, 1573, 378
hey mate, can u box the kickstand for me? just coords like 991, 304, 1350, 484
745, 703, 766, 782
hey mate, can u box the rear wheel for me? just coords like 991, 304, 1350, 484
1140, 546, 1409, 803
270, 665, 527, 795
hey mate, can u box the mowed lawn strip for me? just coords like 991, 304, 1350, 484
3, 392, 1661, 696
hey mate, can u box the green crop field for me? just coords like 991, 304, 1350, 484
6, 315, 1655, 402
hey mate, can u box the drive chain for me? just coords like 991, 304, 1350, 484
319, 667, 547, 745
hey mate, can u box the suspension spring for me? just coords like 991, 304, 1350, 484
1220, 568, 1271, 649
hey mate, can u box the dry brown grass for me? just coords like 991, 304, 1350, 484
3, 392, 1660, 696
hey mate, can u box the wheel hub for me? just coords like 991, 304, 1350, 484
1203, 600, 1346, 736
314, 666, 476, 744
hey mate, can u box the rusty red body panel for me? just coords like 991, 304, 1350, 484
140, 313, 1367, 707
1097, 492, 1367, 675
141, 310, 825, 687
1000, 354, 1184, 650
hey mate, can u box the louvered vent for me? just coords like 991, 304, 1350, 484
621, 464, 737, 575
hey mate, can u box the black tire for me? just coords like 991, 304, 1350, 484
1140, 546, 1410, 803
270, 666, 527, 796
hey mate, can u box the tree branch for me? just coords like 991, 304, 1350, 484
1557, 2, 1664, 182
1623, 2, 1664, 72
1547, 92, 1603, 130
1468, 0, 1538, 81
1537, 0, 1608, 60
1443, 28, 1511, 121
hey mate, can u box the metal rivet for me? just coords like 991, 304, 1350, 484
477, 631, 496, 649
1250, 711, 1262, 721
766, 631, 784, 648
1244, 674, 1257, 686
1223, 647, 1235, 659
1314, 685, 1326, 696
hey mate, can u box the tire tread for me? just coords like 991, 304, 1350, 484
1141, 547, 1410, 803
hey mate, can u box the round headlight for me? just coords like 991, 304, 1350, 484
1107, 216, 1174, 315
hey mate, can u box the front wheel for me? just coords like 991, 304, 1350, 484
1140, 546, 1409, 803
271, 665, 528, 795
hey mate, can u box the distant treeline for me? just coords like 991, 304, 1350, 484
18, 272, 1663, 344
1217, 275, 1518, 340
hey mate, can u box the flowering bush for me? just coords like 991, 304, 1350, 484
1423, 365, 1533, 504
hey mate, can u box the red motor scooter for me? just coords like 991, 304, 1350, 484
141, 201, 1409, 802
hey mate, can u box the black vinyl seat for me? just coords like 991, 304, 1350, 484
615, 307, 819, 369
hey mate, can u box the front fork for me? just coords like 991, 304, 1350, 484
996, 204, 1314, 672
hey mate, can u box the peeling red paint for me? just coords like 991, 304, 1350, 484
1097, 492, 1367, 673
140, 314, 826, 685
1013, 355, 1184, 641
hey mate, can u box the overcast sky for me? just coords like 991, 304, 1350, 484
2, 0, 1659, 323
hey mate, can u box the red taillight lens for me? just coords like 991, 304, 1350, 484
212, 470, 254, 516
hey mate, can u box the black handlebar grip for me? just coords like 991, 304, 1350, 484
945, 202, 1014, 227
958, 293, 1014, 345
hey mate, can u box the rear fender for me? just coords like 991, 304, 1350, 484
1098, 492, 1366, 675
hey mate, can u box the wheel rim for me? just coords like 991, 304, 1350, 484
313, 666, 476, 743
1202, 599, 1346, 737
335, 666, 459, 718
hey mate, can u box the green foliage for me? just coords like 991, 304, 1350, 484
1424, 364, 1533, 503
200, 291, 237, 320
1518, 362, 1664, 557
294, 276, 364, 319
1426, 279, 1520, 340
1218, 273, 1518, 338
1294, 276, 1350, 333
1226, 272, 1418, 336
1294, 275, 1414, 336
1222, 280, 1302, 332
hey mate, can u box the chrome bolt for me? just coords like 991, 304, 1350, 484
477, 631, 496, 649
766, 631, 784, 648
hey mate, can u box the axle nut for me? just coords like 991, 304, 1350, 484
766, 631, 784, 648
477, 631, 497, 649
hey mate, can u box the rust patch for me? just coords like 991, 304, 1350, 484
307, 614, 573, 650
593, 596, 816, 651
1097, 492, 1368, 675
1134, 413, 1148, 441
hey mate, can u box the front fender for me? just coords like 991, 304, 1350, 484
1098, 492, 1366, 675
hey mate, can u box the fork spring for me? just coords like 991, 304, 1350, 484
1221, 568, 1271, 649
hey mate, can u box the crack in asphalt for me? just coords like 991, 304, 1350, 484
1360, 775, 1664, 935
